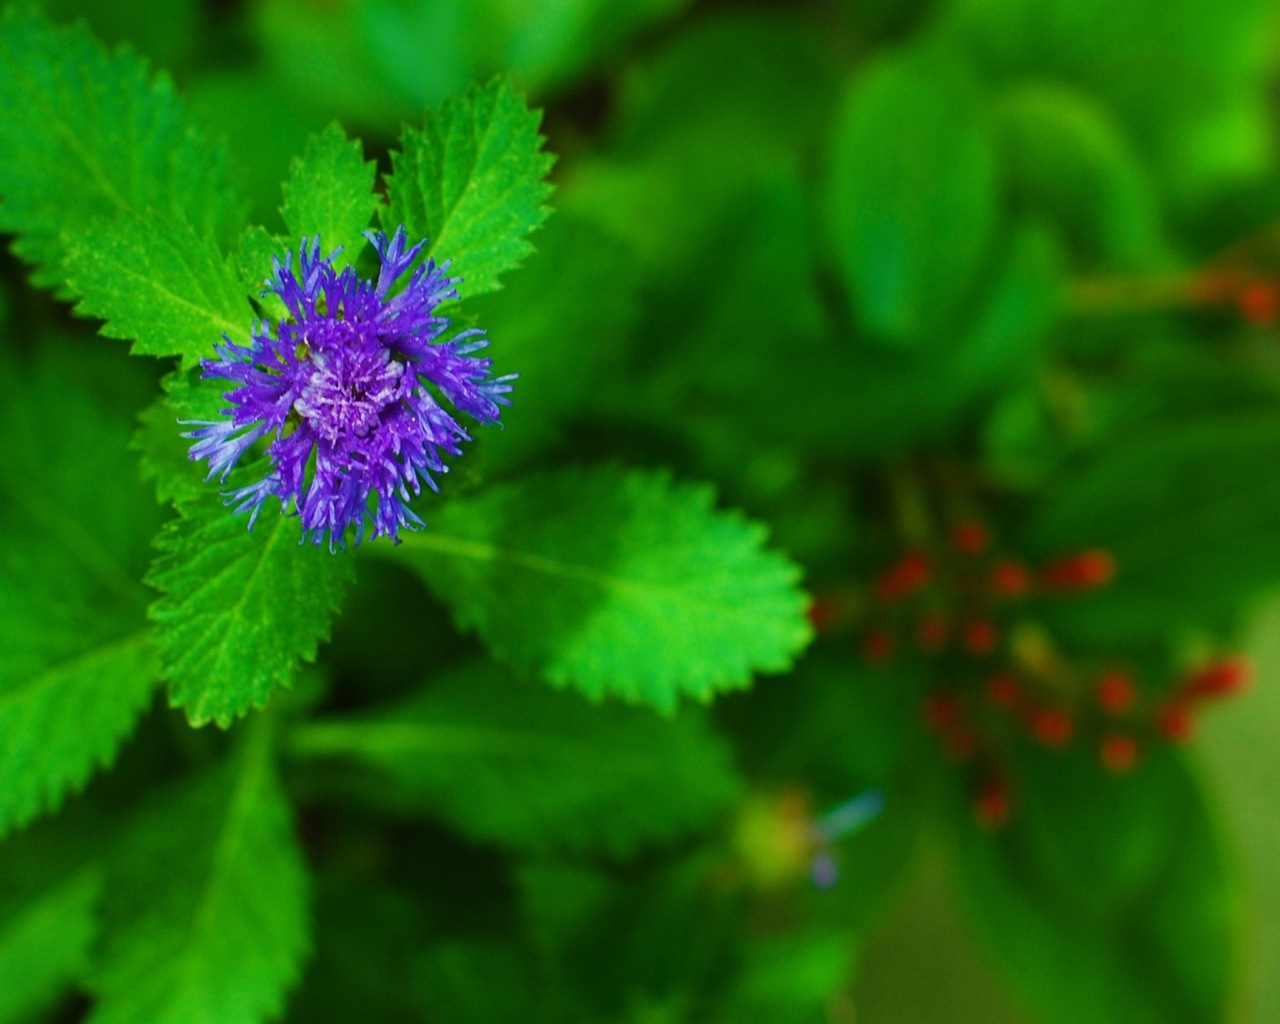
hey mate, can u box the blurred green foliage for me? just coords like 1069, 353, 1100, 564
4, 0, 1280, 1022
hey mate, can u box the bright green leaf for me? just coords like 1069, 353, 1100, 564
89, 720, 310, 1024
383, 467, 811, 709
0, 344, 161, 837
0, 8, 238, 294
236, 224, 289, 321
825, 45, 998, 345
65, 213, 253, 369
147, 494, 354, 728
288, 663, 741, 851
281, 123, 381, 266
383, 76, 555, 298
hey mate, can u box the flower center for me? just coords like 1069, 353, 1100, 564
293, 346, 409, 444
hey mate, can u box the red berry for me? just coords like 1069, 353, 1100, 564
806, 594, 838, 632
952, 520, 989, 555
1041, 550, 1115, 589
962, 619, 998, 656
985, 672, 1021, 708
1031, 708, 1074, 748
990, 560, 1031, 597
1182, 657, 1253, 699
944, 727, 978, 762
1099, 734, 1139, 774
915, 613, 947, 652
862, 628, 895, 663
973, 777, 1011, 829
1157, 703, 1196, 743
922, 695, 959, 730
1096, 671, 1136, 714
1238, 280, 1280, 325
874, 551, 931, 602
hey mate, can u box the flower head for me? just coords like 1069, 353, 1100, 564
186, 227, 513, 549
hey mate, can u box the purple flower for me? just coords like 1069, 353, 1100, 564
186, 227, 514, 550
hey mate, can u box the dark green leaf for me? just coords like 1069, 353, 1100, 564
995, 83, 1163, 266
1026, 414, 1280, 644
467, 210, 639, 470
89, 721, 310, 1024
824, 44, 998, 344
0, 869, 99, 1024
288, 663, 741, 852
947, 745, 1232, 1024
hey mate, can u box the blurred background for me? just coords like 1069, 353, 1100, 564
12, 0, 1280, 1021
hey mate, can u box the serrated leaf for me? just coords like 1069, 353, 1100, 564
281, 123, 381, 266
384, 77, 555, 298
65, 212, 253, 369
288, 663, 741, 851
384, 467, 811, 709
0, 8, 238, 294
0, 870, 100, 1024
89, 722, 310, 1024
236, 224, 289, 321
0, 344, 162, 837
147, 495, 354, 727
134, 370, 218, 508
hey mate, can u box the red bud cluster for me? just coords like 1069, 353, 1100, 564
1040, 550, 1115, 590
854, 517, 1253, 829
1095, 671, 1136, 714
875, 551, 931, 602
1237, 279, 1280, 325
973, 776, 1011, 829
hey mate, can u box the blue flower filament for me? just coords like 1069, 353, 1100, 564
186, 228, 514, 550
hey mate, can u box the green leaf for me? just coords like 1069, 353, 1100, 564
0, 870, 100, 1024
281, 123, 381, 266
466, 210, 639, 470
134, 369, 218, 508
288, 663, 741, 851
65, 212, 253, 369
383, 76, 555, 298
148, 494, 354, 728
361, 0, 689, 104
824, 44, 998, 345
0, 8, 238, 294
1025, 414, 1280, 644
995, 84, 1163, 266
89, 720, 310, 1024
560, 13, 840, 283
712, 932, 856, 1024
0, 343, 162, 837
236, 224, 289, 321
948, 0, 1276, 204
384, 467, 811, 709
946, 745, 1233, 1024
